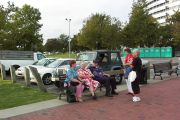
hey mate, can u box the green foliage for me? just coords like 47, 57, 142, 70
122, 1, 159, 47
44, 34, 69, 52
157, 25, 173, 47
47, 53, 77, 58
0, 2, 43, 51
0, 80, 56, 110
77, 13, 123, 50
71, 34, 90, 52
168, 11, 180, 47
44, 38, 60, 52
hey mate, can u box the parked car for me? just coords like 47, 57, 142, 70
30, 58, 75, 85
15, 58, 56, 78
0, 50, 46, 71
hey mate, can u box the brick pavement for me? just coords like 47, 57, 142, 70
8, 78, 180, 120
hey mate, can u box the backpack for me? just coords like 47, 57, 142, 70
66, 86, 76, 103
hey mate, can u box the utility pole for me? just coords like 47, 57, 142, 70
65, 18, 71, 58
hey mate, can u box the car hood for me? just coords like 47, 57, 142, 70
37, 67, 56, 75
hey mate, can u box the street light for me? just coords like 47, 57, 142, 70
65, 18, 71, 58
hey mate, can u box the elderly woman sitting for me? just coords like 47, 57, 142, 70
77, 62, 99, 100
64, 60, 85, 102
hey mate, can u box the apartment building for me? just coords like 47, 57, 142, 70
146, 0, 180, 24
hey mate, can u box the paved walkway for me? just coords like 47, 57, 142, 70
7, 77, 180, 120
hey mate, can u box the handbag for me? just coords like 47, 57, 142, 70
66, 85, 76, 103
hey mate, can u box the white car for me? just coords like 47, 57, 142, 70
30, 58, 75, 85
15, 58, 56, 78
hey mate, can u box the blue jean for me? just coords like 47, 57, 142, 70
124, 67, 132, 79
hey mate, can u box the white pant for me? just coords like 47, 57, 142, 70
126, 79, 134, 94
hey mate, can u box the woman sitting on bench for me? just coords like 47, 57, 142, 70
64, 60, 85, 102
77, 62, 99, 100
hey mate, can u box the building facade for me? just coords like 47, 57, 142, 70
146, 0, 180, 24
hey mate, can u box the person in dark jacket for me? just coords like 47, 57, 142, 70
89, 60, 118, 97
129, 49, 142, 102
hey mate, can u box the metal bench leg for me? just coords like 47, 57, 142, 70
59, 93, 62, 100
100, 85, 102, 91
160, 75, 163, 80
153, 75, 156, 79
176, 71, 178, 76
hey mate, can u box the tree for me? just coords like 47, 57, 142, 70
57, 34, 69, 53
12, 4, 43, 51
0, 2, 18, 50
44, 34, 69, 52
168, 11, 180, 47
44, 38, 60, 52
157, 25, 173, 47
71, 34, 89, 52
0, 2, 43, 51
122, 1, 159, 47
77, 13, 123, 50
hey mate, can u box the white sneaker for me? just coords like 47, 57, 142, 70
136, 97, 141, 101
132, 96, 141, 102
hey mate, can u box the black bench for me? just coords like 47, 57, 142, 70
153, 62, 178, 80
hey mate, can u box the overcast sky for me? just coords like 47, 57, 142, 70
1, 0, 133, 43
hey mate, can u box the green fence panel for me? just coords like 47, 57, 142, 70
138, 48, 144, 58
161, 47, 172, 57
144, 48, 150, 58
160, 47, 166, 57
149, 48, 155, 57
151, 48, 161, 58
166, 47, 172, 57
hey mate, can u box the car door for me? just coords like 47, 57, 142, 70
96, 52, 111, 71
110, 52, 123, 70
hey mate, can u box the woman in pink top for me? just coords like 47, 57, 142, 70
77, 62, 99, 100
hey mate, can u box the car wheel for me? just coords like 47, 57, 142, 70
42, 74, 52, 85
114, 74, 123, 84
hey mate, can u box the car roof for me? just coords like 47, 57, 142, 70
79, 50, 120, 53
45, 58, 56, 60
56, 58, 75, 60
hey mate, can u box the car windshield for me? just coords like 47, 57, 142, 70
37, 54, 46, 60
33, 59, 56, 66
46, 60, 64, 68
76, 53, 96, 61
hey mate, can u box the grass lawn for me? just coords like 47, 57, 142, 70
0, 80, 56, 110
47, 53, 77, 58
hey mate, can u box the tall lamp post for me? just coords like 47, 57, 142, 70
65, 18, 71, 58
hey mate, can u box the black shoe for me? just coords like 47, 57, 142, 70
105, 93, 113, 97
92, 95, 97, 100
112, 91, 118, 95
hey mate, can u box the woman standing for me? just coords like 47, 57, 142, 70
124, 48, 134, 77
64, 60, 84, 102
77, 62, 99, 100
124, 48, 134, 94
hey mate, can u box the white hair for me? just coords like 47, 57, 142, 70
133, 49, 140, 55
80, 61, 89, 67
133, 49, 139, 53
